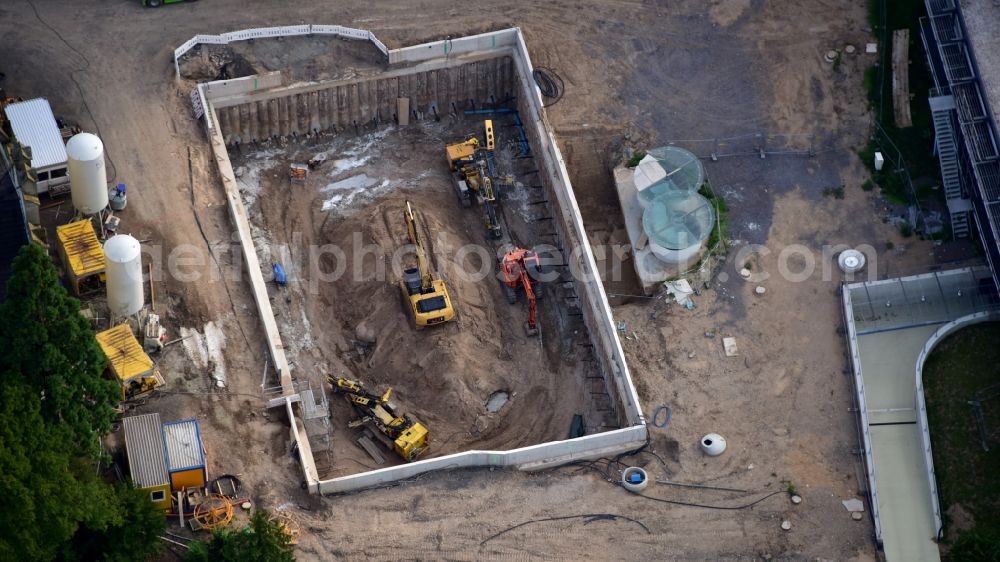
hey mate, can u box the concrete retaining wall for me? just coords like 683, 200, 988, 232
201, 71, 283, 100
387, 29, 519, 65
202, 96, 318, 488
174, 25, 388, 79
508, 32, 641, 427
213, 56, 514, 145
317, 426, 647, 494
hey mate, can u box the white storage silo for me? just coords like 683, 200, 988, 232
66, 132, 109, 215
104, 234, 144, 317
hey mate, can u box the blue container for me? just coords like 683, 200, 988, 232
272, 263, 287, 286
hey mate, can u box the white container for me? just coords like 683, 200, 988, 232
66, 132, 108, 215
621, 467, 649, 493
700, 433, 727, 456
648, 239, 702, 265
838, 249, 866, 274
104, 234, 144, 317
873, 151, 885, 171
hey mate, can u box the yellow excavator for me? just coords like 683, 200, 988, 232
329, 376, 429, 462
400, 200, 455, 327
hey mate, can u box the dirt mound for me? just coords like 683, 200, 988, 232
178, 45, 257, 81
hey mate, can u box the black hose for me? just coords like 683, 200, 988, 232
481, 513, 650, 545
626, 489, 787, 511
567, 439, 787, 511
531, 67, 565, 108
651, 405, 672, 428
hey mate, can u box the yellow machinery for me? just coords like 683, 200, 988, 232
56, 220, 106, 295
445, 120, 503, 238
400, 200, 455, 327
96, 323, 165, 401
329, 376, 429, 462
484, 119, 495, 150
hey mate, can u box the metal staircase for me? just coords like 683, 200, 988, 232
931, 95, 971, 238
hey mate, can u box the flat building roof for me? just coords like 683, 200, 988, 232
56, 220, 105, 278
122, 413, 169, 489
162, 418, 206, 472
96, 323, 154, 382
3, 98, 68, 170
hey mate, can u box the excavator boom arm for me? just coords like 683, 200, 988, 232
521, 268, 537, 329
404, 201, 434, 292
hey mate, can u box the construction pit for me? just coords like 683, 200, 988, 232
237, 117, 614, 474
188, 27, 645, 491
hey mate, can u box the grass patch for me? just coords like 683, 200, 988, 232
859, 144, 910, 205
699, 181, 729, 251
924, 322, 1000, 547
822, 185, 846, 199
626, 150, 647, 168
861, 0, 943, 213
862, 179, 875, 192
863, 66, 879, 109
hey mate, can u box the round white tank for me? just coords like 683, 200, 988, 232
647, 240, 703, 265
104, 234, 144, 317
66, 133, 109, 215
642, 191, 715, 267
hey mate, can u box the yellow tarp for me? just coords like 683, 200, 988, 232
96, 324, 154, 382
56, 220, 104, 277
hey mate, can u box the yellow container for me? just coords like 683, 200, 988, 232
56, 220, 105, 295
162, 418, 207, 492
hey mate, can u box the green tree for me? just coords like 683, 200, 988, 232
0, 243, 118, 457
0, 379, 110, 561
186, 510, 295, 562
59, 483, 166, 562
0, 243, 164, 561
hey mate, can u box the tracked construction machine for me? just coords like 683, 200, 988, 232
499, 247, 547, 337
445, 120, 503, 239
329, 376, 429, 462
400, 200, 455, 328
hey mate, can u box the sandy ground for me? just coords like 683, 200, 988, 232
229, 118, 609, 476
0, 0, 962, 559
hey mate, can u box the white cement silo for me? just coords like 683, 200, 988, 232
66, 132, 109, 215
104, 234, 144, 317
